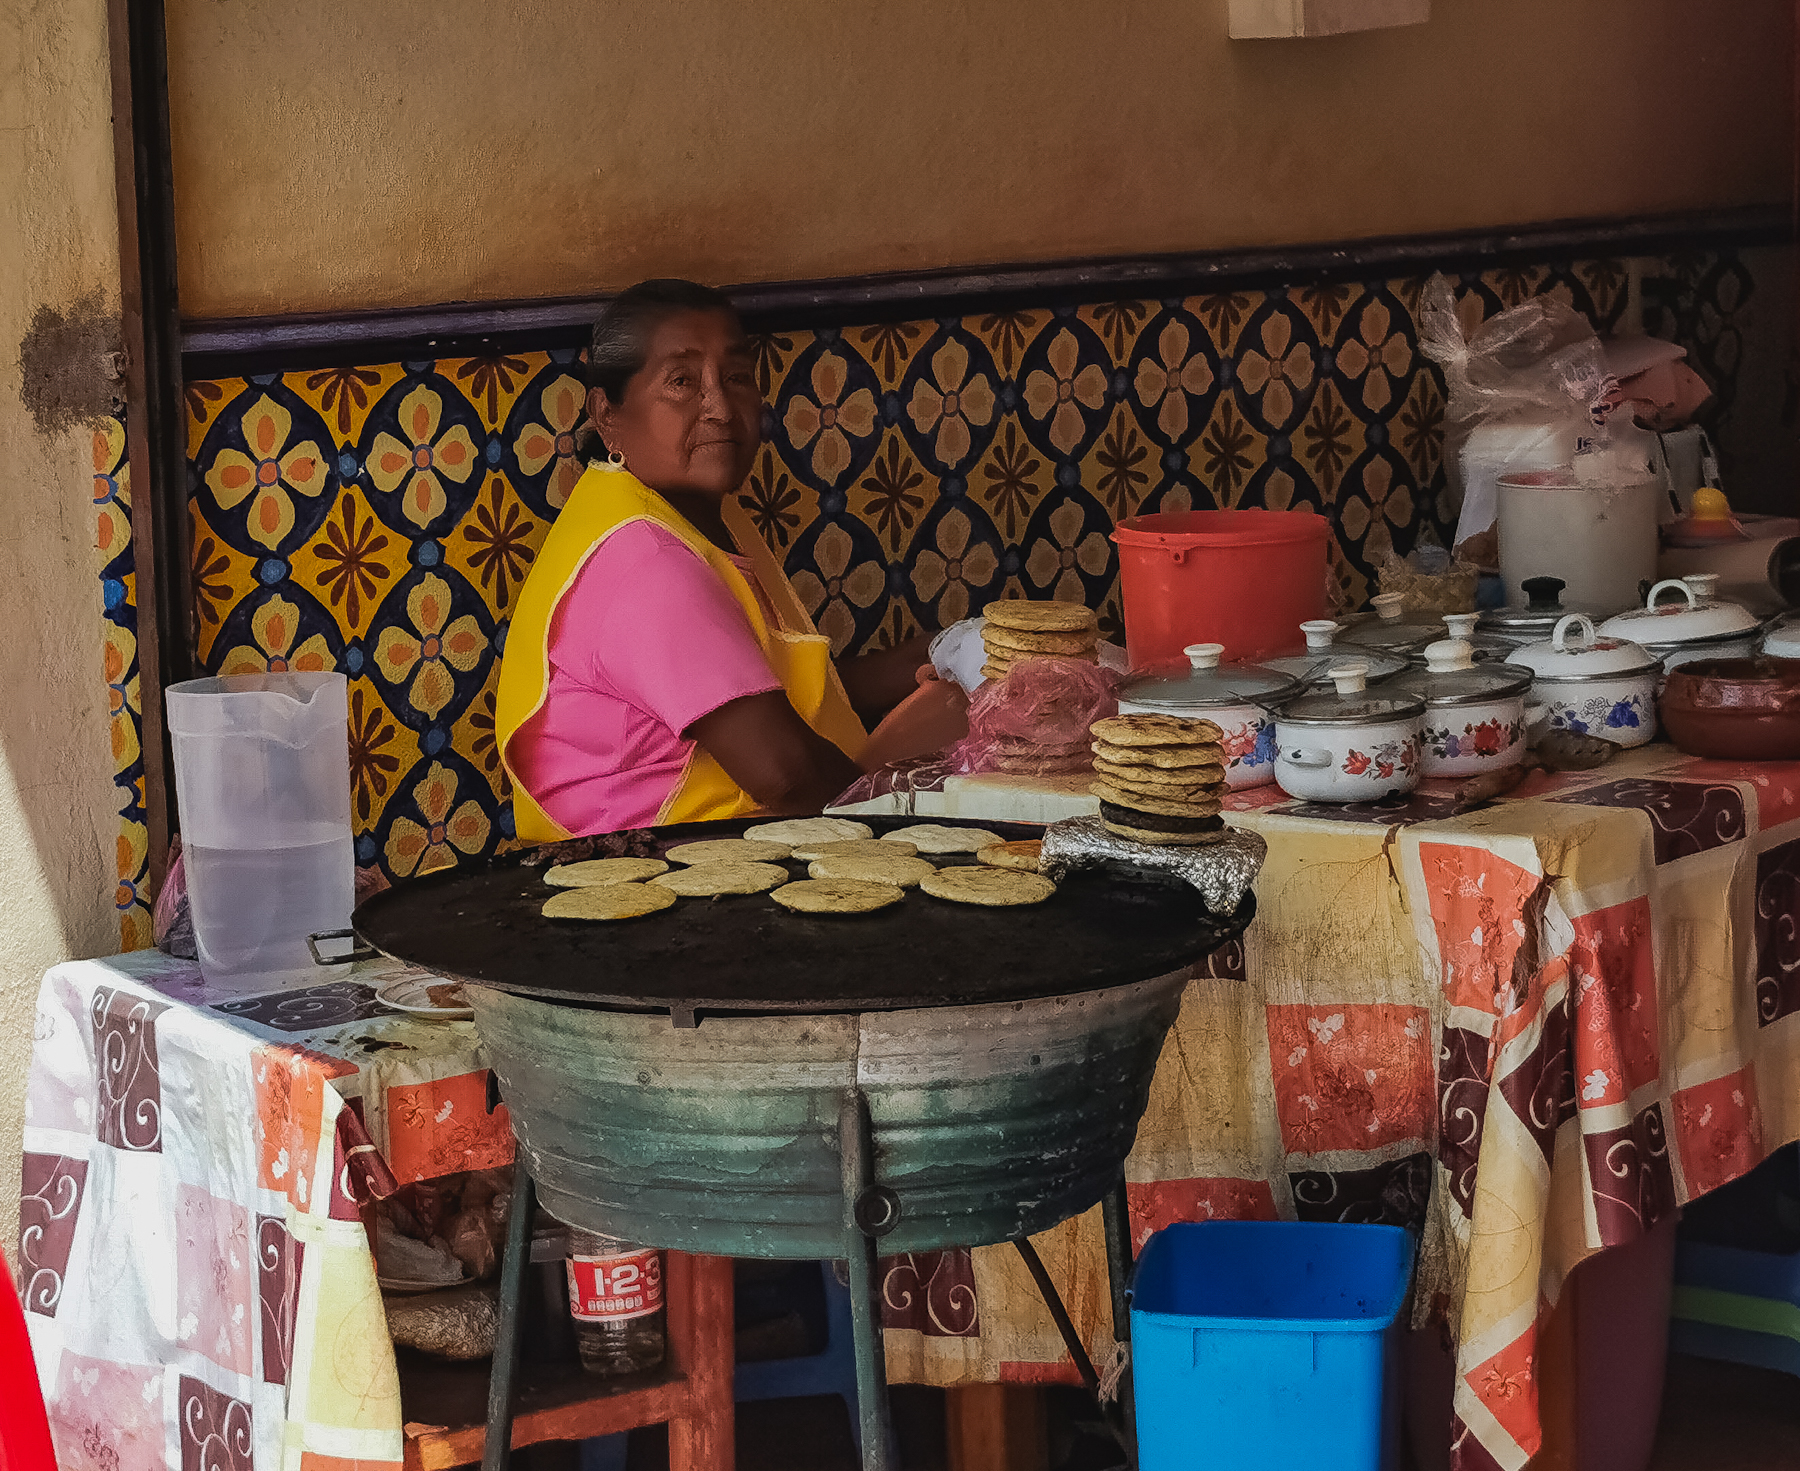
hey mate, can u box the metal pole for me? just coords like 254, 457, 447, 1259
483, 1160, 537, 1471
1101, 1174, 1139, 1469
839, 1088, 896, 1471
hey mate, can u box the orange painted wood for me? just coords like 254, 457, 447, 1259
945, 1384, 1048, 1471
398, 1250, 736, 1471
665, 1252, 737, 1471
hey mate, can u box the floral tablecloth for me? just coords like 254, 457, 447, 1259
844, 744, 1800, 1471
18, 952, 513, 1471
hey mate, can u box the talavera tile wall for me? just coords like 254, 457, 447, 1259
93, 246, 1775, 930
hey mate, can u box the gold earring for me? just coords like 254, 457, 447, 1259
607, 447, 626, 469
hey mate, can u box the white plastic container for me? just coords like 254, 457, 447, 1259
1496, 471, 1661, 615
1455, 422, 1575, 549
166, 672, 354, 993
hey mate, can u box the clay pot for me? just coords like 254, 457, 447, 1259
1659, 657, 1800, 761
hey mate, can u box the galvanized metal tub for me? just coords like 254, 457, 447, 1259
471, 971, 1188, 1258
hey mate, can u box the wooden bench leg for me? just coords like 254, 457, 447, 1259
946, 1384, 1048, 1471
665, 1251, 736, 1471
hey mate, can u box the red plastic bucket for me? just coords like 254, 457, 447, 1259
1112, 509, 1332, 668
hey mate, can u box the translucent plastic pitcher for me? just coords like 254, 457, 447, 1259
165, 672, 353, 992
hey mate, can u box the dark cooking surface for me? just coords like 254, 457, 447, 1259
354, 814, 1252, 1017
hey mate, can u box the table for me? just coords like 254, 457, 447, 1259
17, 950, 733, 1471
838, 744, 1800, 1471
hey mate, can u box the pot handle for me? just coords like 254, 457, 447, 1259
1645, 578, 1699, 612
1284, 747, 1333, 769
1551, 613, 1597, 653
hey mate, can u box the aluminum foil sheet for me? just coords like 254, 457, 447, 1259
1040, 817, 1267, 915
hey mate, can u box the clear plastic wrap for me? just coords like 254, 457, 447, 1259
1417, 274, 1613, 559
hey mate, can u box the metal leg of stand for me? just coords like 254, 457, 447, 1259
1101, 1175, 1138, 1470
483, 1161, 537, 1471
840, 1089, 897, 1471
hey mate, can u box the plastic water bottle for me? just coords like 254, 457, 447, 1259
564, 1229, 666, 1376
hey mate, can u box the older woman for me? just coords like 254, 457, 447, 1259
497, 279, 963, 841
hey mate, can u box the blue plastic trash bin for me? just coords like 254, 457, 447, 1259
1130, 1221, 1415, 1471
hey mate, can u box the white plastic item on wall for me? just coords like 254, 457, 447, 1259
1228, 0, 1428, 38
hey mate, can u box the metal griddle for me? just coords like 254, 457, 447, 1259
357, 812, 1255, 1471
352, 813, 1252, 1021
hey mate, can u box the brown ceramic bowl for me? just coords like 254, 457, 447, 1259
1659, 657, 1800, 761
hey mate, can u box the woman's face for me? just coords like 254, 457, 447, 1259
591, 309, 762, 501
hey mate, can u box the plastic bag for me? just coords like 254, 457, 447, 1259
1417, 274, 1612, 558
443, 1205, 499, 1281
954, 657, 1118, 778
153, 837, 196, 959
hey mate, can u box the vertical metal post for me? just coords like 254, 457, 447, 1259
839, 1088, 895, 1471
483, 1161, 537, 1471
1101, 1174, 1139, 1468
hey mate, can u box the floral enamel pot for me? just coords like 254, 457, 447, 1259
1117, 643, 1301, 789
1272, 663, 1426, 803
1511, 614, 1661, 747
1260, 619, 1412, 690
1597, 575, 1763, 674
1393, 633, 1533, 778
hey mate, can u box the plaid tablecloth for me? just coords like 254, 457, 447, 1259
848, 745, 1800, 1471
19, 952, 512, 1471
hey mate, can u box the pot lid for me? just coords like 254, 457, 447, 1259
1597, 576, 1761, 646
1512, 615, 1662, 680
1761, 616, 1800, 658
1120, 643, 1301, 711
1393, 632, 1534, 706
1338, 593, 1446, 652
1261, 619, 1411, 687
1276, 662, 1426, 725
1479, 576, 1599, 639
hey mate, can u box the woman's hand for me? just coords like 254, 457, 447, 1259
858, 679, 970, 771
837, 634, 938, 722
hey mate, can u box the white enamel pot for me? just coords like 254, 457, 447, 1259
1515, 615, 1660, 748
1273, 664, 1426, 803
1395, 620, 1532, 778
1116, 643, 1297, 789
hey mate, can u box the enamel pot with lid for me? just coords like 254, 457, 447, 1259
1259, 618, 1411, 689
1511, 614, 1661, 747
1117, 643, 1301, 789
1272, 662, 1426, 802
1337, 592, 1446, 656
1597, 575, 1762, 672
1392, 629, 1533, 777
1477, 576, 1601, 650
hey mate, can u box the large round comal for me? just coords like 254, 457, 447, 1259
470, 974, 1189, 1258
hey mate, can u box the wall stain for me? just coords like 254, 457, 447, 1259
17, 292, 124, 435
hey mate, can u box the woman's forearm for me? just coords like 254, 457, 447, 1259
838, 634, 936, 721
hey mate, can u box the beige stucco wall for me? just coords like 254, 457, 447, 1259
166, 0, 1794, 320
0, 0, 128, 1257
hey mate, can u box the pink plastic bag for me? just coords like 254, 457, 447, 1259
954, 657, 1118, 777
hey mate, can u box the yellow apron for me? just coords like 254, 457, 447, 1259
495, 463, 867, 842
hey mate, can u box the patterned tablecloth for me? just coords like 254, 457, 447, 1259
844, 744, 1800, 1471
19, 743, 1800, 1471
19, 953, 514, 1471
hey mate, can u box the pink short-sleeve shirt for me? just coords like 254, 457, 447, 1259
508, 521, 784, 835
